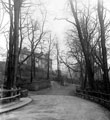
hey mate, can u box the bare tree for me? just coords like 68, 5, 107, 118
69, 0, 97, 89
55, 40, 63, 84
45, 33, 55, 80
66, 32, 86, 88
97, 0, 109, 92
25, 14, 47, 83
3, 0, 22, 89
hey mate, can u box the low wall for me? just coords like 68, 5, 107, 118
21, 80, 51, 91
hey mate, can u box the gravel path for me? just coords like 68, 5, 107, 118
0, 81, 110, 120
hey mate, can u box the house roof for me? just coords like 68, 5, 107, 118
20, 47, 52, 61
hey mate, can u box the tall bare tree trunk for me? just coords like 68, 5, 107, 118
97, 0, 109, 92
69, 0, 94, 89
5, 0, 14, 89
5, 0, 21, 89
13, 0, 21, 87
30, 44, 34, 83
47, 52, 50, 80
56, 42, 60, 82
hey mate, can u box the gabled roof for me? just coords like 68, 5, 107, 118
20, 47, 52, 61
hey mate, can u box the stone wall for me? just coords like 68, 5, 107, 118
20, 80, 51, 91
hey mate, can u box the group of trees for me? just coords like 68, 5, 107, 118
65, 0, 110, 92
2, 0, 109, 94
0, 0, 56, 90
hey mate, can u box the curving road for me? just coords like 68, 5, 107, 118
0, 81, 110, 120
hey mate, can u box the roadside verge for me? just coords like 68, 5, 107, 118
0, 97, 32, 114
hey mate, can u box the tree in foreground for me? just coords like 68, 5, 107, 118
97, 0, 110, 92
4, 0, 22, 89
69, 0, 95, 90
68, 0, 110, 92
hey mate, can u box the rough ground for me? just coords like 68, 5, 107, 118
0, 81, 110, 120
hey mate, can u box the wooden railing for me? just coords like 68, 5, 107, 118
0, 88, 21, 104
75, 88, 110, 110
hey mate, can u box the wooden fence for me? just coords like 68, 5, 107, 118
0, 88, 21, 104
75, 88, 110, 110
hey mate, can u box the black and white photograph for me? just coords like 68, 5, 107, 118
0, 0, 110, 120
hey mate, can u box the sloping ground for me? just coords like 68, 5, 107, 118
30, 81, 76, 96
0, 81, 110, 120
0, 98, 32, 114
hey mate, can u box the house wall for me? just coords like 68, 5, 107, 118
19, 49, 52, 71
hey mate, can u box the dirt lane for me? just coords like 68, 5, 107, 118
0, 81, 110, 120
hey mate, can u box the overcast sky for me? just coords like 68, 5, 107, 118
35, 0, 69, 50
0, 0, 110, 63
